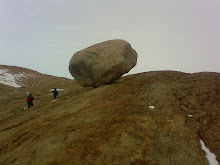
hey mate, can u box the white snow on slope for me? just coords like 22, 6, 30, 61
50, 99, 59, 103
50, 89, 64, 91
149, 105, 155, 109
0, 69, 26, 88
200, 139, 219, 165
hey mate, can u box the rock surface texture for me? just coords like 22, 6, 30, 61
0, 65, 219, 165
69, 39, 138, 87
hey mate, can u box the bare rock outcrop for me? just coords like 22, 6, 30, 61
69, 39, 137, 87
0, 66, 219, 165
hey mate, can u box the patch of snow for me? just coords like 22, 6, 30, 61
51, 99, 59, 103
0, 69, 21, 88
24, 108, 27, 110
188, 114, 193, 117
0, 69, 6, 74
200, 139, 219, 165
15, 72, 26, 79
0, 69, 27, 88
50, 89, 64, 91
149, 105, 155, 109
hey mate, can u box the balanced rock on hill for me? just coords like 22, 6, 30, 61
69, 39, 138, 87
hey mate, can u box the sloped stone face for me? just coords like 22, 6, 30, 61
69, 39, 137, 87
0, 66, 219, 165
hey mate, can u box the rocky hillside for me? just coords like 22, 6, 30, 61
0, 65, 219, 165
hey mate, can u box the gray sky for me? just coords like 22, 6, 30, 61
1, 0, 220, 79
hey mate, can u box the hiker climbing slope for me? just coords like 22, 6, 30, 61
27, 93, 34, 108
52, 88, 58, 99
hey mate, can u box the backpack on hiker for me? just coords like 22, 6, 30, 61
27, 96, 32, 103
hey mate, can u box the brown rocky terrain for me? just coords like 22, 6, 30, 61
0, 65, 219, 165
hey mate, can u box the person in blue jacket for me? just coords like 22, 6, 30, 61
27, 93, 34, 108
52, 88, 58, 99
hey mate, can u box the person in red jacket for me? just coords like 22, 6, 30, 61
27, 93, 34, 108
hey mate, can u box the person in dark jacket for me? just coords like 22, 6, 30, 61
27, 93, 34, 108
52, 88, 58, 99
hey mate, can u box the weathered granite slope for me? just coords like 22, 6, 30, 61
0, 67, 219, 165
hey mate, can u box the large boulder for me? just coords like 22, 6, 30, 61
69, 39, 138, 87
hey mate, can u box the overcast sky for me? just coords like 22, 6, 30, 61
1, 0, 220, 79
